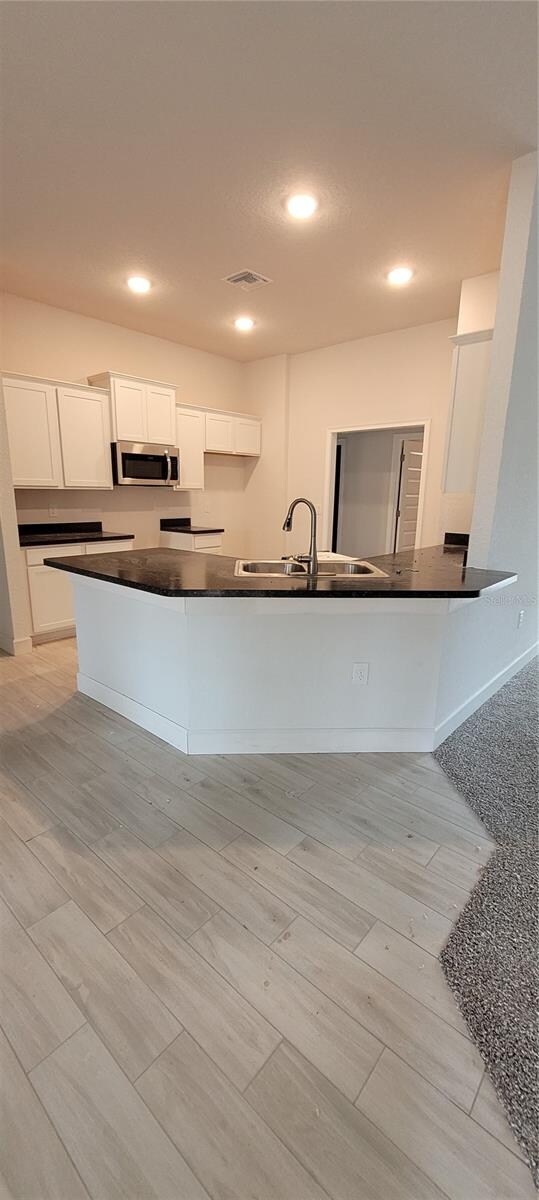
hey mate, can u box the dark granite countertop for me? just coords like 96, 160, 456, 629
19, 522, 134, 548
45, 544, 516, 599
160, 519, 225, 535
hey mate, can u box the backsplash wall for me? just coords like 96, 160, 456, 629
15, 488, 191, 549
15, 456, 253, 555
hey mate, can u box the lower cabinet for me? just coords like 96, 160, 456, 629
26, 540, 134, 635
160, 531, 223, 554
28, 565, 78, 634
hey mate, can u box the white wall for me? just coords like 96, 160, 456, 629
338, 427, 423, 559
436, 158, 538, 736
470, 153, 537, 567
1, 292, 251, 555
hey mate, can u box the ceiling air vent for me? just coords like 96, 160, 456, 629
223, 269, 273, 291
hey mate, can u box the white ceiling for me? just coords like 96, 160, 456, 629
1, 2, 536, 362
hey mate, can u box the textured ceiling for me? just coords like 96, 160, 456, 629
1, 1, 536, 361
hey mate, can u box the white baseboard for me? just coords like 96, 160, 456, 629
33, 626, 76, 646
0, 632, 33, 656
77, 673, 189, 753
433, 642, 538, 748
187, 728, 435, 753
77, 671, 434, 753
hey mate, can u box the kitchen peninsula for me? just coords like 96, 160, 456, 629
48, 544, 516, 754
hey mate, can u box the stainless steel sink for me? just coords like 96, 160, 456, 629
238, 560, 307, 575
234, 559, 388, 578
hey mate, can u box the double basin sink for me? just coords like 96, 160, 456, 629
235, 559, 388, 578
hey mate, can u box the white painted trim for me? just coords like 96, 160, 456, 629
433, 642, 538, 747
0, 632, 33, 656
78, 671, 435, 753
187, 726, 434, 755
449, 329, 494, 346
322, 419, 430, 554
77, 673, 189, 753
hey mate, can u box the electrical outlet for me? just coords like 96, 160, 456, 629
517, 610, 525, 628
49, 506, 59, 517
352, 662, 369, 686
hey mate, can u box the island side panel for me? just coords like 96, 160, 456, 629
72, 576, 191, 752
184, 596, 447, 753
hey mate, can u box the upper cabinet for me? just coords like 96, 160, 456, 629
57, 387, 112, 488
205, 411, 261, 457
205, 412, 235, 454
88, 372, 176, 445
234, 416, 261, 456
175, 407, 205, 490
3, 375, 112, 489
3, 377, 63, 488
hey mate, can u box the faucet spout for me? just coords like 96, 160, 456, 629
282, 498, 319, 575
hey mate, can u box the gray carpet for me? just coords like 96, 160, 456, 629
434, 658, 538, 1181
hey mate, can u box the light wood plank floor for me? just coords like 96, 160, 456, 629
0, 639, 533, 1200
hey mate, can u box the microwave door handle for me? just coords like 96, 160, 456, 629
164, 451, 171, 484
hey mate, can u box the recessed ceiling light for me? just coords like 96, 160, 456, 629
286, 193, 318, 220
387, 266, 414, 286
234, 316, 255, 332
127, 275, 151, 294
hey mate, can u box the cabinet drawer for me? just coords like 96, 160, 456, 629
193, 534, 222, 550
26, 544, 85, 567
85, 540, 134, 555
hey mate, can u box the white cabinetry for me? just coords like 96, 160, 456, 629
26, 540, 134, 636
160, 530, 223, 554
3, 377, 63, 488
234, 416, 261, 456
88, 373, 176, 445
26, 545, 84, 634
204, 411, 261, 456
146, 384, 177, 444
3, 376, 112, 490
175, 407, 205, 490
113, 377, 147, 441
205, 412, 234, 454
57, 387, 112, 488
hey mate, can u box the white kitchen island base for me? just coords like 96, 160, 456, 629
72, 573, 526, 754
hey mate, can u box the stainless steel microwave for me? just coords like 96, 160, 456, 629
112, 441, 179, 486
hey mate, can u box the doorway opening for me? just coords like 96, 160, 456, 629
329, 424, 426, 558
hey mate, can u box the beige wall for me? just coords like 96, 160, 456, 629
1, 293, 458, 567
242, 356, 289, 558
1, 292, 252, 554
456, 272, 499, 336
284, 318, 456, 556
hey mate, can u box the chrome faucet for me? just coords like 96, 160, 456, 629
282, 497, 319, 575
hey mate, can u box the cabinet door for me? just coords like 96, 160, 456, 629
205, 412, 234, 453
175, 408, 205, 489
146, 385, 176, 445
3, 378, 63, 487
58, 388, 112, 488
234, 417, 261, 456
113, 377, 147, 442
28, 566, 76, 633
